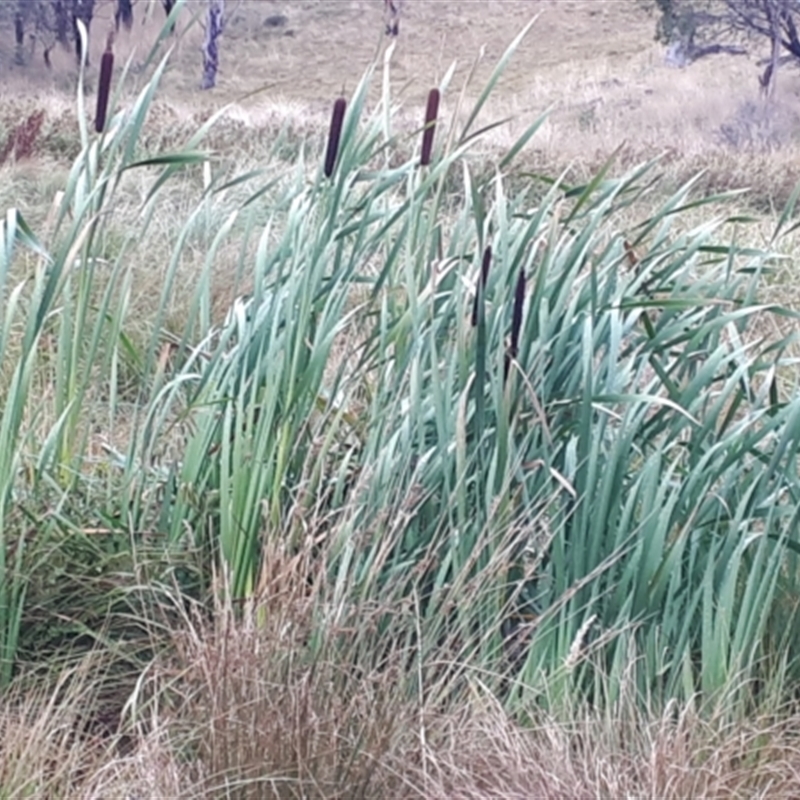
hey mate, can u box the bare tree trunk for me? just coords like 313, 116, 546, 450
162, 0, 177, 33
47, 0, 66, 47
200, 0, 225, 90
52, 0, 70, 46
115, 0, 133, 31
14, 11, 24, 46
764, 0, 781, 98
384, 0, 401, 36
71, 0, 95, 65
14, 0, 27, 65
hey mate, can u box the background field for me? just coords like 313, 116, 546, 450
3, 0, 800, 181
5, 0, 798, 332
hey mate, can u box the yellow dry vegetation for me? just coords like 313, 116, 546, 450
3, 0, 800, 192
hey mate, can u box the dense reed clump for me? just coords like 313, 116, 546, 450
2, 12, 800, 793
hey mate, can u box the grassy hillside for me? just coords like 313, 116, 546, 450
2, 1, 655, 94
3, 1, 799, 172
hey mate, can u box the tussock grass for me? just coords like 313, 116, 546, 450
417, 703, 800, 799
3, 597, 800, 799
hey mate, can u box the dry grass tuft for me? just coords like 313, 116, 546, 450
145, 543, 423, 799
0, 109, 45, 165
4, 591, 800, 799
1, 529, 799, 797
419, 702, 800, 799
0, 654, 129, 797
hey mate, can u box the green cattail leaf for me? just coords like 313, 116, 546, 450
499, 113, 550, 171
459, 15, 538, 144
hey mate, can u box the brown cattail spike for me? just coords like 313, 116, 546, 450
324, 97, 347, 178
95, 34, 114, 133
420, 88, 440, 166
505, 268, 526, 382
471, 245, 492, 327
510, 269, 526, 357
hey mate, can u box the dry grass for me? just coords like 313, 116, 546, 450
418, 704, 800, 799
4, 0, 800, 215
3, 0, 800, 194
3, 556, 800, 799
1, 1, 652, 99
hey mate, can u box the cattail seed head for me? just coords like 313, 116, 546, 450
324, 97, 347, 178
94, 33, 114, 133
420, 88, 440, 166
471, 245, 492, 327
510, 268, 526, 357
505, 268, 526, 382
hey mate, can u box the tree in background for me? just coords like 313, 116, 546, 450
4, 0, 106, 66
200, 0, 225, 90
13, 0, 31, 64
648, 0, 800, 94
71, 0, 95, 64
1, 0, 184, 67
384, 0, 401, 37
162, 0, 177, 33
2, 0, 222, 89
115, 0, 133, 32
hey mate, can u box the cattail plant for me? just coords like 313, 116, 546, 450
471, 245, 492, 327
324, 97, 347, 178
505, 268, 525, 381
472, 245, 492, 450
420, 88, 440, 166
94, 33, 114, 133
